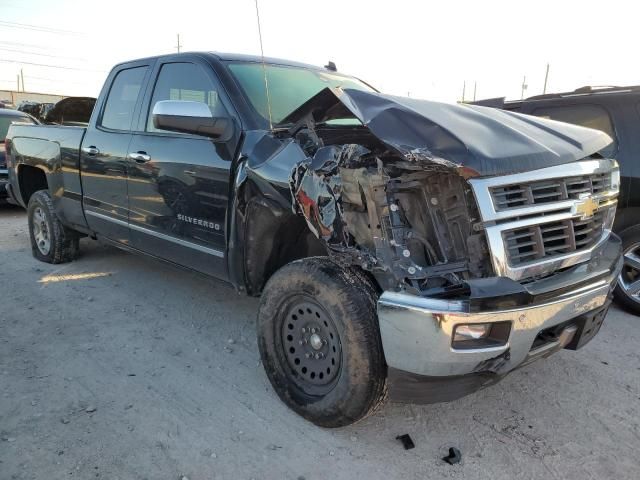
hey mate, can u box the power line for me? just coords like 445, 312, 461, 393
0, 47, 85, 61
0, 59, 106, 73
23, 74, 92, 85
1, 0, 32, 12
0, 20, 83, 36
0, 40, 50, 50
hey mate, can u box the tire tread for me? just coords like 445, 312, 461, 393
28, 190, 79, 264
257, 257, 387, 427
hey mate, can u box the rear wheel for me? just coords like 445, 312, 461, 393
257, 257, 387, 427
27, 190, 79, 264
614, 225, 640, 315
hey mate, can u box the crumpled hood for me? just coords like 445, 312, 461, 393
280, 88, 613, 177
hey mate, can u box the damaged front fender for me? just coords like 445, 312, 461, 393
289, 142, 490, 294
289, 144, 366, 244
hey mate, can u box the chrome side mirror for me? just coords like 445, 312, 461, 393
152, 100, 232, 140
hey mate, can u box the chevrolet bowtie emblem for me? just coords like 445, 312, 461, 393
574, 197, 598, 219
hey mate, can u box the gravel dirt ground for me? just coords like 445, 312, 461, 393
1, 205, 639, 480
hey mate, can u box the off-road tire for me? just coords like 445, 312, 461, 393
613, 225, 640, 315
27, 190, 79, 264
257, 257, 387, 427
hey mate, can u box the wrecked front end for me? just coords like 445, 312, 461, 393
281, 88, 622, 403
290, 142, 490, 295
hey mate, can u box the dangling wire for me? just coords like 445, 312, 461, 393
254, 0, 273, 130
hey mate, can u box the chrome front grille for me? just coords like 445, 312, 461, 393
490, 172, 612, 211
469, 159, 619, 281
503, 207, 610, 266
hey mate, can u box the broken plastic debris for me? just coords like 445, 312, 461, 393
395, 434, 415, 450
442, 447, 462, 465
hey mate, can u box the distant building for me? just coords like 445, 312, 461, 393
0, 90, 65, 107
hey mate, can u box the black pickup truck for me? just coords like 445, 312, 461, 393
5, 52, 623, 427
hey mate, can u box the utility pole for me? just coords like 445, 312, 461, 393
176, 34, 182, 53
20, 68, 25, 92
521, 75, 528, 100
473, 81, 477, 102
17, 74, 20, 92
461, 81, 466, 103
543, 63, 550, 94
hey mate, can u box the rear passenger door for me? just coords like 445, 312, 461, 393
81, 62, 151, 243
126, 58, 239, 279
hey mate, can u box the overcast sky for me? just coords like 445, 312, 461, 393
1, 0, 639, 103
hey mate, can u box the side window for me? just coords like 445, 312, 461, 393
533, 104, 617, 157
101, 66, 147, 131
146, 62, 227, 133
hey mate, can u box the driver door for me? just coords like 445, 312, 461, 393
126, 60, 238, 279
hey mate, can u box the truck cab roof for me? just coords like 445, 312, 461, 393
113, 51, 333, 73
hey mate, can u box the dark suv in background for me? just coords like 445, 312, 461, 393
475, 86, 640, 313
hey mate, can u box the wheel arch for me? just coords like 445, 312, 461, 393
227, 133, 329, 295
613, 207, 640, 235
17, 164, 49, 207
242, 193, 327, 296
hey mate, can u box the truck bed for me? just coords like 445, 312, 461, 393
7, 124, 88, 230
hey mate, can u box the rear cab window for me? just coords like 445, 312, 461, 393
532, 104, 617, 157
100, 66, 148, 131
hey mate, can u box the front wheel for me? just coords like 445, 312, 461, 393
27, 190, 79, 264
257, 258, 387, 427
614, 225, 640, 315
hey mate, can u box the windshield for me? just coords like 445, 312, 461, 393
226, 62, 375, 125
1, 115, 35, 142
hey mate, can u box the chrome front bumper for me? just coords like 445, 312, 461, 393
377, 237, 622, 379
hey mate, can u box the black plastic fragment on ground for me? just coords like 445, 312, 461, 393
442, 447, 462, 464
395, 434, 415, 450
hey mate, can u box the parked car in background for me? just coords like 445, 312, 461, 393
473, 85, 640, 314
0, 99, 16, 109
44, 97, 96, 126
0, 109, 38, 203
17, 101, 55, 123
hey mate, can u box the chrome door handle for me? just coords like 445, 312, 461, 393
81, 146, 99, 156
184, 170, 196, 176
128, 152, 151, 163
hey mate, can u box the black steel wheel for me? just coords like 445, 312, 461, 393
258, 257, 387, 428
279, 297, 342, 395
